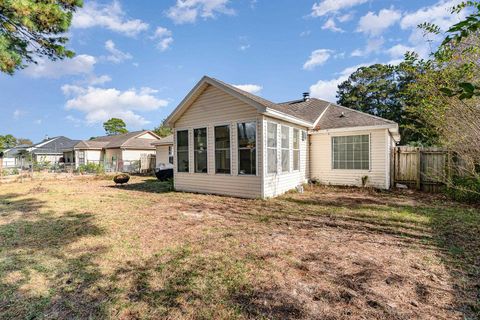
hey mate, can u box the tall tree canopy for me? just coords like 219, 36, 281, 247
103, 118, 128, 136
336, 63, 435, 145
0, 134, 17, 150
0, 0, 83, 75
153, 118, 172, 138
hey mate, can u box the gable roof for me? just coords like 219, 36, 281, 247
73, 131, 160, 150
165, 76, 399, 136
28, 136, 80, 155
152, 134, 173, 146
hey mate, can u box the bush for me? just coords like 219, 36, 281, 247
445, 176, 480, 203
1, 168, 19, 176
78, 163, 104, 174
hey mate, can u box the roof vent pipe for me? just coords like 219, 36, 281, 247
303, 92, 310, 101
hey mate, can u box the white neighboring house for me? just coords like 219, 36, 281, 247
152, 135, 174, 168
160, 76, 400, 199
64, 131, 161, 171
1, 137, 80, 168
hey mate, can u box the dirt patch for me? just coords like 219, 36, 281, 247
0, 177, 477, 319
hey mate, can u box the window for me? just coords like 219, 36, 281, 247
237, 122, 256, 175
267, 123, 277, 174
281, 126, 290, 172
215, 125, 230, 174
168, 146, 174, 164
293, 129, 300, 171
332, 135, 369, 170
194, 128, 208, 173
177, 130, 189, 172
78, 151, 85, 165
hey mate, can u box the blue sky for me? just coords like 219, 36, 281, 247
0, 0, 465, 142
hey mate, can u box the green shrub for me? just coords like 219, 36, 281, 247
78, 163, 104, 174
445, 176, 480, 203
1, 168, 19, 176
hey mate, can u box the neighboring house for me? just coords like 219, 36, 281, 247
163, 76, 400, 199
152, 135, 174, 168
28, 136, 81, 164
1, 137, 79, 167
65, 131, 161, 171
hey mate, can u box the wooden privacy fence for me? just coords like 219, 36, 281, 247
392, 146, 452, 192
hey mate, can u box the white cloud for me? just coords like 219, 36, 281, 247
300, 30, 311, 37
322, 18, 344, 32
105, 40, 132, 63
338, 13, 354, 22
233, 84, 263, 94
152, 27, 174, 51
167, 0, 235, 24
239, 44, 251, 51
72, 0, 149, 36
61, 85, 169, 127
400, 0, 464, 30
311, 0, 368, 17
397, 0, 466, 58
13, 109, 27, 120
386, 44, 416, 59
303, 49, 333, 70
23, 55, 96, 78
357, 8, 402, 36
65, 115, 84, 127
350, 37, 384, 57
87, 74, 112, 86
309, 63, 370, 102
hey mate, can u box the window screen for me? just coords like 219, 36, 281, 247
194, 128, 208, 173
281, 126, 290, 172
215, 125, 230, 174
177, 130, 189, 172
238, 122, 256, 175
293, 129, 300, 171
332, 135, 369, 170
267, 123, 277, 174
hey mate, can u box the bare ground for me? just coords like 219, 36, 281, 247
0, 176, 478, 319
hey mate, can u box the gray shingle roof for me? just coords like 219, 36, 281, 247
74, 131, 159, 150
31, 136, 81, 154
315, 104, 396, 130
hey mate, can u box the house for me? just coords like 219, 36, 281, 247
65, 130, 161, 171
161, 76, 400, 199
2, 137, 80, 167
152, 135, 174, 168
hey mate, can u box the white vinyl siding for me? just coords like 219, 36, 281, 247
173, 84, 262, 198
122, 149, 155, 161
155, 145, 170, 167
310, 129, 390, 189
262, 116, 309, 198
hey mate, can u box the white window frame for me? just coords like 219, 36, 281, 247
331, 134, 371, 171
281, 125, 290, 173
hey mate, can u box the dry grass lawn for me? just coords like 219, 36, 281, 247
0, 176, 478, 319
